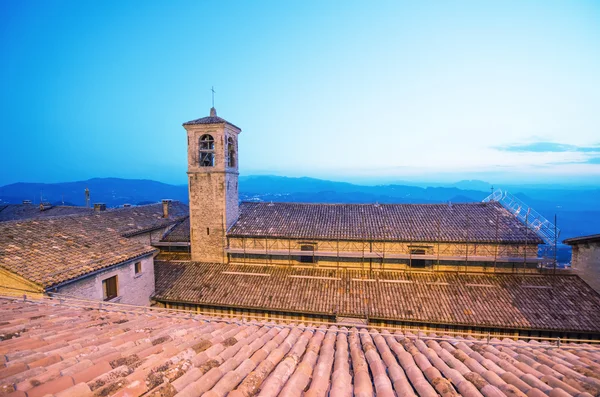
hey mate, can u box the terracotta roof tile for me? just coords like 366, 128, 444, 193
154, 261, 600, 333
0, 204, 95, 222
2, 299, 599, 397
0, 202, 188, 288
183, 115, 241, 130
160, 216, 190, 242
229, 202, 543, 244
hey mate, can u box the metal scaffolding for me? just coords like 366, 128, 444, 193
483, 189, 560, 269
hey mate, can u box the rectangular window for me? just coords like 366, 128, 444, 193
300, 244, 315, 263
135, 261, 142, 274
410, 249, 427, 268
102, 276, 118, 301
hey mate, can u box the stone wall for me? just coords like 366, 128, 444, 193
227, 236, 540, 270
571, 241, 600, 293
185, 119, 240, 263
55, 255, 155, 306
189, 172, 229, 263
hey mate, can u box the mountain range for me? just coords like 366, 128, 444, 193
0, 176, 598, 240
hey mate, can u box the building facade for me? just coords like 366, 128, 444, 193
0, 202, 188, 305
182, 110, 543, 270
564, 234, 600, 294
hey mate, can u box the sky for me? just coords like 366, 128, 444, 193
1, 0, 600, 186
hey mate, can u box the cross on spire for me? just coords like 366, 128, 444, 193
211, 86, 216, 108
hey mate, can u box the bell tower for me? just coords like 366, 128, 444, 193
183, 107, 241, 263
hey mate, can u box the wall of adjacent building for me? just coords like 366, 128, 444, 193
127, 228, 170, 246
571, 241, 600, 294
227, 237, 540, 271
54, 255, 155, 306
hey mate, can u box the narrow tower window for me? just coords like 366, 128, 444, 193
227, 137, 236, 168
199, 134, 215, 167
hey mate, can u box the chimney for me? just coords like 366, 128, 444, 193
94, 203, 106, 212
162, 199, 172, 218
22, 200, 32, 205
85, 188, 90, 208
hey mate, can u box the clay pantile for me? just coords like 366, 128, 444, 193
182, 111, 241, 130
0, 202, 187, 289
1, 299, 600, 397
0, 204, 95, 222
160, 216, 190, 242
154, 261, 600, 333
228, 201, 542, 244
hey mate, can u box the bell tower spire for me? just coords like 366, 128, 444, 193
183, 106, 241, 263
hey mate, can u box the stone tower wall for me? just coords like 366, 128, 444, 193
185, 112, 240, 263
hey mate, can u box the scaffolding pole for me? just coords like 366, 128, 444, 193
494, 211, 499, 272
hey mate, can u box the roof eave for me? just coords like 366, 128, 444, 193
44, 249, 157, 290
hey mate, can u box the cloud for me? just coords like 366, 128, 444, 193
495, 142, 600, 153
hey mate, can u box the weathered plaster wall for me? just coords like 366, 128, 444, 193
55, 255, 155, 306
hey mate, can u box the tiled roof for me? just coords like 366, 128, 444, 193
1, 299, 600, 397
160, 216, 190, 242
228, 202, 544, 244
154, 262, 600, 333
0, 204, 95, 222
0, 202, 188, 289
564, 234, 600, 244
183, 116, 241, 130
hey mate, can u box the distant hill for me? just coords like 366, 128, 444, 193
1, 175, 598, 239
0, 178, 189, 207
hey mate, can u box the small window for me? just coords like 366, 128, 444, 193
410, 249, 426, 268
227, 137, 236, 168
300, 244, 315, 263
135, 261, 142, 274
199, 134, 215, 167
102, 276, 118, 301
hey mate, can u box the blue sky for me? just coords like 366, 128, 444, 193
1, 1, 599, 186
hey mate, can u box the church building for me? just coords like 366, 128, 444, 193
152, 108, 600, 339
178, 107, 541, 271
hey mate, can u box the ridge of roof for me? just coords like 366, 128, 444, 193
564, 233, 600, 244
239, 201, 496, 207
